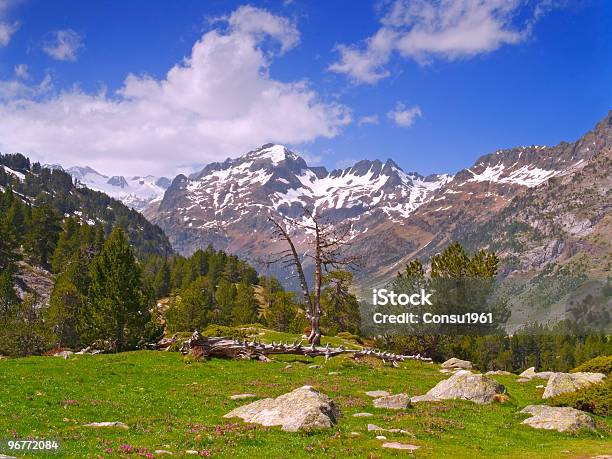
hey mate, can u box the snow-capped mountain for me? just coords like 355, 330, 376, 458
65, 166, 171, 211
147, 144, 451, 256
146, 110, 607, 290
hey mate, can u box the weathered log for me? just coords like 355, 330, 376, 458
179, 331, 432, 367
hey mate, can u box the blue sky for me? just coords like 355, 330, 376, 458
0, 0, 610, 176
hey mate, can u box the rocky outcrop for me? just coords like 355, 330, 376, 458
542, 372, 606, 398
411, 370, 506, 404
520, 405, 595, 432
372, 394, 411, 410
224, 386, 339, 431
441, 358, 473, 370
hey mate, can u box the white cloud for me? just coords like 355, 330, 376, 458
330, 0, 551, 84
42, 29, 83, 61
14, 63, 28, 79
358, 114, 379, 126
0, 6, 350, 176
388, 102, 421, 127
0, 20, 18, 46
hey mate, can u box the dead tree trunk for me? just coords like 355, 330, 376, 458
179, 331, 432, 367
268, 212, 357, 346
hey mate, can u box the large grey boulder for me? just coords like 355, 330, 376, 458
411, 370, 505, 404
542, 372, 606, 399
224, 386, 339, 431
372, 394, 411, 410
441, 358, 472, 370
520, 405, 595, 432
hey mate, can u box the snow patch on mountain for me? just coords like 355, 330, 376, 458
67, 166, 170, 211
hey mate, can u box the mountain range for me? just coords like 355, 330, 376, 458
41, 111, 612, 327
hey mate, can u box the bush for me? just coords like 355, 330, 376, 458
336, 331, 364, 344
549, 378, 611, 416
572, 355, 612, 375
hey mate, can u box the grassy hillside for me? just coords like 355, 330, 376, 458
0, 330, 610, 458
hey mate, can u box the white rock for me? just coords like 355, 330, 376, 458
224, 386, 339, 431
83, 421, 128, 429
353, 412, 373, 417
365, 390, 390, 397
230, 393, 257, 400
543, 372, 606, 399
411, 370, 505, 404
441, 357, 472, 370
381, 442, 420, 451
520, 405, 595, 432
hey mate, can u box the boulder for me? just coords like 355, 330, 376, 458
224, 385, 339, 431
542, 372, 606, 399
520, 405, 595, 432
411, 370, 505, 404
373, 394, 411, 410
441, 357, 472, 370
365, 390, 390, 397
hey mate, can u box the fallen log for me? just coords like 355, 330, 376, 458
179, 331, 432, 367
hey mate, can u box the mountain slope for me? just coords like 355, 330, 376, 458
0, 154, 173, 258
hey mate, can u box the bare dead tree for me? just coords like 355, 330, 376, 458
179, 330, 432, 366
267, 210, 360, 345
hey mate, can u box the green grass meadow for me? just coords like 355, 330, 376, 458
0, 331, 610, 458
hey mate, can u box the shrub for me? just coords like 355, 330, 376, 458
549, 378, 611, 416
572, 355, 612, 375
200, 324, 248, 340
336, 331, 364, 344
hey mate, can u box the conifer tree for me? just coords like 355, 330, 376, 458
87, 228, 148, 351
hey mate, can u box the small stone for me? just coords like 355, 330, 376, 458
517, 378, 530, 382
284, 364, 293, 369
83, 421, 128, 429
328, 371, 340, 375
365, 390, 390, 397
185, 451, 199, 455
441, 357, 472, 370
53, 350, 73, 359
368, 423, 383, 431
349, 432, 360, 437
154, 451, 173, 456
230, 393, 257, 400
353, 412, 373, 417
308, 364, 323, 369
536, 385, 544, 388
376, 435, 387, 440
382, 442, 420, 451
486, 370, 513, 376
373, 394, 411, 410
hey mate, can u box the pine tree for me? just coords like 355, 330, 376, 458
154, 260, 171, 298
231, 280, 257, 326
24, 204, 61, 269
87, 228, 148, 351
165, 276, 213, 332
47, 276, 83, 348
